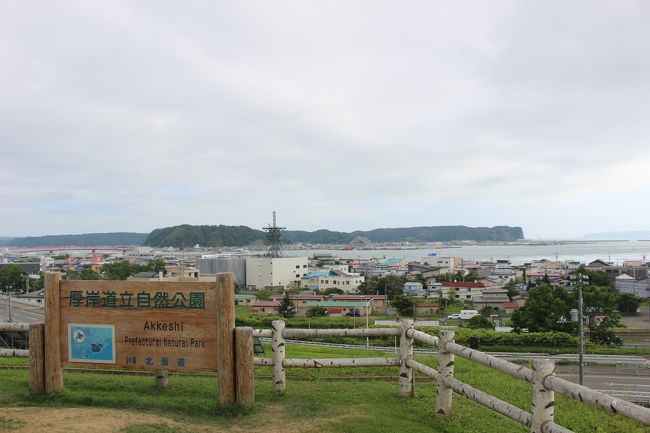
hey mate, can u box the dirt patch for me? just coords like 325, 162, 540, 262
0, 408, 182, 433
0, 405, 359, 433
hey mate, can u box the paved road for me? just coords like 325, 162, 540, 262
488, 352, 650, 367
0, 297, 44, 324
557, 370, 650, 404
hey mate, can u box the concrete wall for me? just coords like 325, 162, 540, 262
196, 256, 247, 287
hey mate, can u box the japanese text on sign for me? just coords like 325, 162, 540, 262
68, 290, 205, 310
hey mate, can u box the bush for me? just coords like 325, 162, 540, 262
236, 311, 579, 348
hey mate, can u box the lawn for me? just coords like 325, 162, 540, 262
0, 344, 646, 433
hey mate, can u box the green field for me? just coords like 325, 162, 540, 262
0, 345, 646, 433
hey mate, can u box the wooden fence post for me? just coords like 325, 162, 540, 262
531, 359, 555, 433
28, 323, 45, 395
44, 272, 63, 394
155, 370, 168, 388
436, 330, 455, 419
271, 320, 286, 393
399, 319, 414, 397
216, 273, 236, 406
235, 326, 255, 408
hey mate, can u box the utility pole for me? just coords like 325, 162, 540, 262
7, 291, 12, 323
578, 281, 584, 385
571, 272, 589, 385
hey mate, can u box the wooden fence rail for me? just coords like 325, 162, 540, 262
0, 323, 30, 332
0, 323, 31, 358
252, 320, 650, 432
3, 320, 650, 431
0, 348, 29, 357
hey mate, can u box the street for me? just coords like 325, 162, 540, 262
0, 297, 44, 324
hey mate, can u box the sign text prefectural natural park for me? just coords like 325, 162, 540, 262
59, 280, 218, 372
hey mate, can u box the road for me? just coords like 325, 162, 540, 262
557, 368, 650, 404
0, 297, 44, 324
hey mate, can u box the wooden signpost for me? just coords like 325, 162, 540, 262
31, 272, 252, 407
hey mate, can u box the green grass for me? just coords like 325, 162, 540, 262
0, 416, 26, 431
120, 424, 186, 433
0, 344, 647, 433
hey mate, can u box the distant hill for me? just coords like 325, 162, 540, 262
584, 231, 650, 240
0, 237, 15, 247
7, 232, 149, 247
145, 225, 266, 248
144, 224, 524, 247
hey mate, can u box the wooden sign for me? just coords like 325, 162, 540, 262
38, 272, 244, 407
59, 280, 217, 372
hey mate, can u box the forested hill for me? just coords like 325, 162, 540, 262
7, 232, 149, 247
144, 225, 524, 247
145, 225, 266, 248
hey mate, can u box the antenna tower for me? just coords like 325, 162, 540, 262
263, 211, 286, 258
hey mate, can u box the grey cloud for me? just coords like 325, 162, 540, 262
1, 1, 649, 237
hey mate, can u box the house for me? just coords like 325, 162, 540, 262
587, 259, 610, 269
615, 274, 650, 298
403, 281, 425, 297
503, 302, 521, 314
440, 281, 486, 300
235, 294, 257, 305
250, 300, 280, 316
301, 300, 371, 317
473, 288, 511, 309
271, 294, 324, 307
330, 294, 388, 309
415, 303, 440, 316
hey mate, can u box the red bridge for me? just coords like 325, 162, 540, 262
6, 245, 134, 253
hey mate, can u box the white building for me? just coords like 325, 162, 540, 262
424, 256, 460, 273
245, 256, 309, 290
301, 270, 365, 293
615, 274, 650, 298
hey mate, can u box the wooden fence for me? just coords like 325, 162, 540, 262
253, 319, 650, 433
0, 323, 29, 357
3, 320, 650, 431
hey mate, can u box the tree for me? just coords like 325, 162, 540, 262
391, 295, 415, 317
468, 315, 492, 329
581, 284, 622, 345
306, 306, 327, 317
504, 280, 517, 300
576, 265, 611, 287
480, 305, 498, 318
277, 293, 296, 318
30, 273, 44, 290
0, 265, 27, 293
148, 259, 166, 274
324, 287, 344, 296
356, 275, 404, 300
63, 270, 81, 280
102, 261, 146, 280
511, 284, 574, 333
79, 269, 100, 280
617, 293, 642, 316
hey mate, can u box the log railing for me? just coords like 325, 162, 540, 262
4, 321, 650, 431
0, 323, 30, 357
253, 320, 650, 432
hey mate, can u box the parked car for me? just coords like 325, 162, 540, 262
447, 313, 461, 320
459, 310, 479, 320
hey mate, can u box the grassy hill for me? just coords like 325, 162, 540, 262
6, 232, 148, 247
0, 344, 643, 433
144, 224, 524, 247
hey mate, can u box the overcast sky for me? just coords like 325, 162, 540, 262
1, 1, 649, 239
